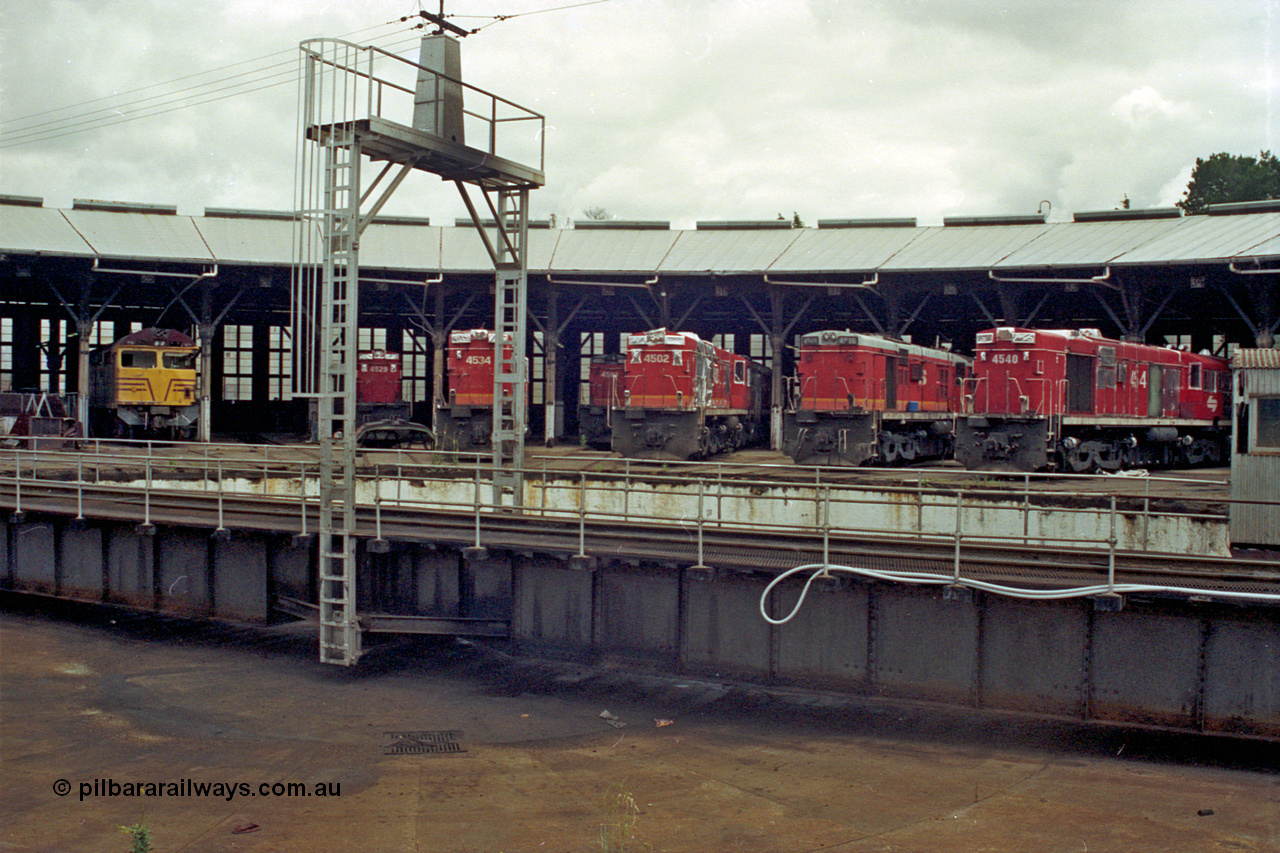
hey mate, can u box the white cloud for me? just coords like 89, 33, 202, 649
0, 0, 1276, 225
1111, 86, 1199, 130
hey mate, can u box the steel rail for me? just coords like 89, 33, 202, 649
3, 480, 1278, 600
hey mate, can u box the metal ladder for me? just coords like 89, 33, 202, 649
315, 127, 361, 665
490, 187, 530, 507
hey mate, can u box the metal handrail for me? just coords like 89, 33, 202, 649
0, 441, 1253, 575
298, 37, 545, 170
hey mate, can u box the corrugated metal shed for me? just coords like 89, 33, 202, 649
767, 225, 923, 273
1115, 212, 1280, 265
61, 209, 213, 262
5, 203, 1280, 274
1230, 347, 1280, 547
880, 223, 1053, 271
1233, 349, 1280, 370
658, 228, 802, 273
547, 229, 680, 273
994, 218, 1187, 269
0, 206, 94, 256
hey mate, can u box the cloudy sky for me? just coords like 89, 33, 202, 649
1, 0, 1276, 228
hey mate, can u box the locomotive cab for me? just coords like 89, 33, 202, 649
88, 328, 200, 439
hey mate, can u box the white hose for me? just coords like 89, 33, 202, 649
759, 563, 1280, 626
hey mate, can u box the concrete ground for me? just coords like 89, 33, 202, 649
2, 596, 1276, 853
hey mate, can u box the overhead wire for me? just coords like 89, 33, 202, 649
0, 1, 627, 150
0, 22, 419, 151
454, 0, 625, 31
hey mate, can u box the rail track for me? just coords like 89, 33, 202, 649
2, 474, 1277, 605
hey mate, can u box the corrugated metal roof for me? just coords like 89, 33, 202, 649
359, 223, 443, 271
437, 225, 560, 272
658, 229, 803, 273
994, 218, 1187, 269
195, 215, 302, 265
61, 209, 213, 262
767, 225, 923, 273
548, 229, 680, 273
1232, 348, 1280, 369
5, 204, 1280, 275
880, 223, 1053, 271
1115, 212, 1280, 264
0, 206, 93, 256
1235, 229, 1280, 259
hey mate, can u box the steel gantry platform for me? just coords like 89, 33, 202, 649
293, 30, 544, 664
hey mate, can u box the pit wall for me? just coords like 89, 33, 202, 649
3, 513, 1274, 738
148, 473, 1231, 558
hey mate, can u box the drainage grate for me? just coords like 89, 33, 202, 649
382, 730, 467, 756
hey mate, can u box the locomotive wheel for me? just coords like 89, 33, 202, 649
1064, 443, 1095, 473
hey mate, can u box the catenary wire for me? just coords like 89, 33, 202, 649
0, 25, 418, 150
2, 21, 399, 129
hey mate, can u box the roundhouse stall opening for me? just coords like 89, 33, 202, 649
612, 328, 764, 460
783, 330, 970, 466
956, 327, 1229, 472
435, 329, 525, 452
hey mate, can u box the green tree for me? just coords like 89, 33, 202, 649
1177, 151, 1280, 214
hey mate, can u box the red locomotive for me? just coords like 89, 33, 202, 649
611, 328, 765, 459
783, 331, 971, 465
578, 353, 625, 448
353, 350, 433, 447
955, 327, 1229, 472
435, 329, 524, 452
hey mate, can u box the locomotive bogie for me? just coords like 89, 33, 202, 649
612, 408, 759, 460
878, 416, 955, 465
